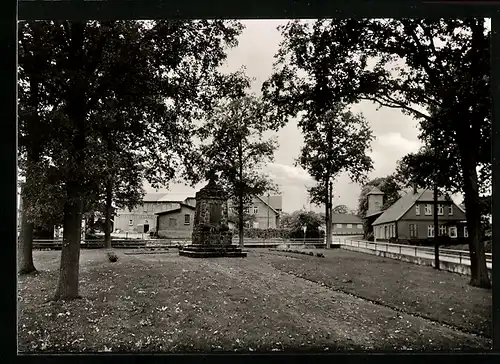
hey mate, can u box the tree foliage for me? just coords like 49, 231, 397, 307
332, 205, 353, 215
195, 92, 284, 247
264, 18, 491, 288
279, 210, 324, 239
18, 20, 246, 298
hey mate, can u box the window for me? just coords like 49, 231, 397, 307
449, 226, 458, 238
357, 224, 363, 229
129, 219, 133, 226
347, 224, 352, 228
448, 205, 453, 215
409, 224, 418, 237
253, 221, 259, 229
384, 226, 388, 239
439, 224, 446, 236
336, 223, 343, 228
464, 226, 468, 238
437, 204, 444, 216
427, 225, 434, 238
143, 204, 148, 213
184, 214, 190, 225
253, 206, 259, 214
391, 225, 395, 237
424, 204, 432, 216
415, 204, 420, 215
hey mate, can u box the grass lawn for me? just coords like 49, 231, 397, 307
18, 248, 491, 353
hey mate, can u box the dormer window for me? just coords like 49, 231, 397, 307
415, 204, 420, 215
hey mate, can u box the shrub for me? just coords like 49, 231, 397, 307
107, 251, 118, 263
316, 253, 325, 258
85, 233, 100, 240
239, 228, 291, 239
309, 252, 314, 256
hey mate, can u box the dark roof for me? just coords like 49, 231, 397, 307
155, 203, 195, 216
331, 213, 362, 224
365, 210, 384, 218
372, 189, 450, 226
367, 186, 384, 196
143, 193, 168, 202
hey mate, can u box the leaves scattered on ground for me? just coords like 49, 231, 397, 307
265, 248, 492, 338
17, 249, 491, 353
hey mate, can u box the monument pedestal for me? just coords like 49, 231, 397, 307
179, 244, 247, 258
179, 177, 247, 258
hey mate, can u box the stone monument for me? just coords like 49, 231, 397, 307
179, 176, 247, 258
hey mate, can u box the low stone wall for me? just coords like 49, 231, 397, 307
157, 230, 192, 239
341, 245, 492, 279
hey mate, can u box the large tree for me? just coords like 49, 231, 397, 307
357, 176, 402, 238
196, 93, 283, 248
295, 106, 374, 249
263, 19, 491, 288
18, 20, 245, 300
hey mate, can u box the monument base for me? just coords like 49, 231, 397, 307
179, 244, 247, 258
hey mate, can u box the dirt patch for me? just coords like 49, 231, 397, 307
17, 249, 491, 353
263, 249, 491, 338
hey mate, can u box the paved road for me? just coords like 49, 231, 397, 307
340, 238, 492, 270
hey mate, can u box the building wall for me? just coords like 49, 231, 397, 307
373, 222, 397, 241
114, 201, 180, 233
367, 194, 384, 215
373, 201, 467, 242
400, 201, 466, 222
252, 197, 280, 229
228, 196, 280, 229
397, 220, 468, 240
157, 205, 195, 238
332, 223, 364, 235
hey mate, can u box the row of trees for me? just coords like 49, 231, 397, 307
262, 19, 491, 288
18, 20, 282, 300
18, 18, 492, 295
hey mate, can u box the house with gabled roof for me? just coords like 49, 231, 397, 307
114, 193, 195, 234
371, 187, 467, 243
155, 203, 197, 238
114, 190, 282, 234
228, 195, 282, 229
331, 213, 364, 235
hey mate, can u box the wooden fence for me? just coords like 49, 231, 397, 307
32, 237, 328, 250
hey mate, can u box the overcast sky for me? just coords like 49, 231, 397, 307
146, 19, 440, 213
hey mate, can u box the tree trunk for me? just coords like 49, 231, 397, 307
238, 194, 244, 249
325, 181, 331, 249
18, 184, 37, 275
53, 20, 87, 301
237, 129, 244, 249
54, 184, 83, 300
433, 183, 440, 270
104, 178, 113, 249
460, 150, 491, 288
